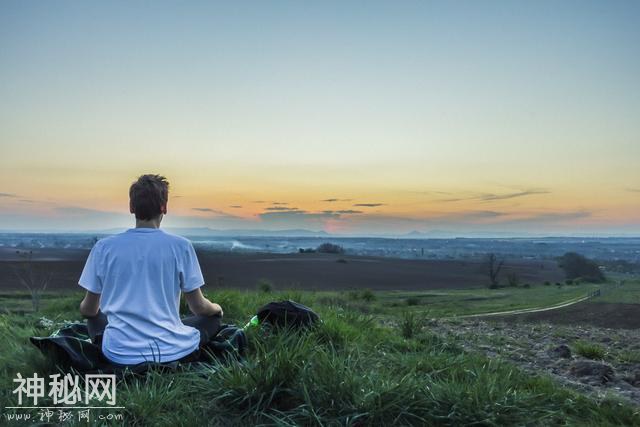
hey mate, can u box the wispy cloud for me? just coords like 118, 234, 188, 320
265, 206, 299, 211
411, 190, 453, 196
439, 189, 550, 203
353, 203, 385, 207
192, 207, 240, 218
449, 210, 506, 220
322, 209, 363, 215
229, 205, 242, 208
479, 190, 550, 201
322, 198, 353, 202
0, 193, 17, 198
55, 206, 117, 216
258, 210, 340, 227
252, 200, 289, 204
627, 188, 640, 193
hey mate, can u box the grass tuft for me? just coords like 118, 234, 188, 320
573, 340, 607, 360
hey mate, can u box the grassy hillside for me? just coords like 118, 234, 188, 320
1, 288, 639, 426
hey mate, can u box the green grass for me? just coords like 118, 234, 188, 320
371, 282, 601, 318
618, 350, 640, 364
591, 278, 640, 304
1, 290, 639, 426
573, 340, 608, 360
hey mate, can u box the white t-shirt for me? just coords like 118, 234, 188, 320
78, 228, 204, 365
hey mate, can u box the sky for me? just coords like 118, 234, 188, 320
0, 1, 639, 236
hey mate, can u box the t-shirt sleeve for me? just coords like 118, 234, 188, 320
180, 242, 205, 292
78, 243, 104, 294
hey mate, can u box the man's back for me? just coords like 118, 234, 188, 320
79, 228, 205, 364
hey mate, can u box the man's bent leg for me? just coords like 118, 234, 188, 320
182, 314, 222, 344
86, 310, 108, 344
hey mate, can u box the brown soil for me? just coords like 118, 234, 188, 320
0, 249, 564, 292
493, 301, 640, 330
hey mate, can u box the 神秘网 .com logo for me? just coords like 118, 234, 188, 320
4, 373, 124, 423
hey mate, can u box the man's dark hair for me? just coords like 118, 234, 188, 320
129, 174, 170, 220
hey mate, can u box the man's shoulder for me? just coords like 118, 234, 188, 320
92, 234, 118, 247
159, 230, 193, 246
94, 229, 193, 249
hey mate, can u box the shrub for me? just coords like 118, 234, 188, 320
348, 289, 376, 302
406, 297, 420, 306
257, 279, 274, 293
400, 311, 420, 338
565, 279, 574, 286
544, 281, 551, 286
317, 243, 345, 254
360, 289, 376, 302
523, 283, 531, 289
573, 340, 606, 360
507, 272, 519, 287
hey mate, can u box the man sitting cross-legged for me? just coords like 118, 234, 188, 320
78, 174, 223, 365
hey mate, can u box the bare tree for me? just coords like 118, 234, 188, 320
486, 253, 504, 289
507, 272, 519, 287
12, 250, 52, 312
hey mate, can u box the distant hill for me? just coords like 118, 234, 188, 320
169, 228, 330, 237
89, 227, 331, 237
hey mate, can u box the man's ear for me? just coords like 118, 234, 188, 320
161, 204, 167, 215
129, 201, 135, 214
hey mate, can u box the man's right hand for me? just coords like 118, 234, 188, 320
185, 288, 224, 317
210, 302, 224, 317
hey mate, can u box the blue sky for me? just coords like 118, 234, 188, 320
1, 1, 639, 235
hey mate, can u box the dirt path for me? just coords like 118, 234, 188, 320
457, 293, 594, 319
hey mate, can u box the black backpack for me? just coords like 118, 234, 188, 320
257, 300, 320, 329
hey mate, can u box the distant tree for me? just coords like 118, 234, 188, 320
257, 279, 274, 293
317, 243, 345, 254
486, 253, 504, 289
557, 252, 605, 283
507, 272, 519, 287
